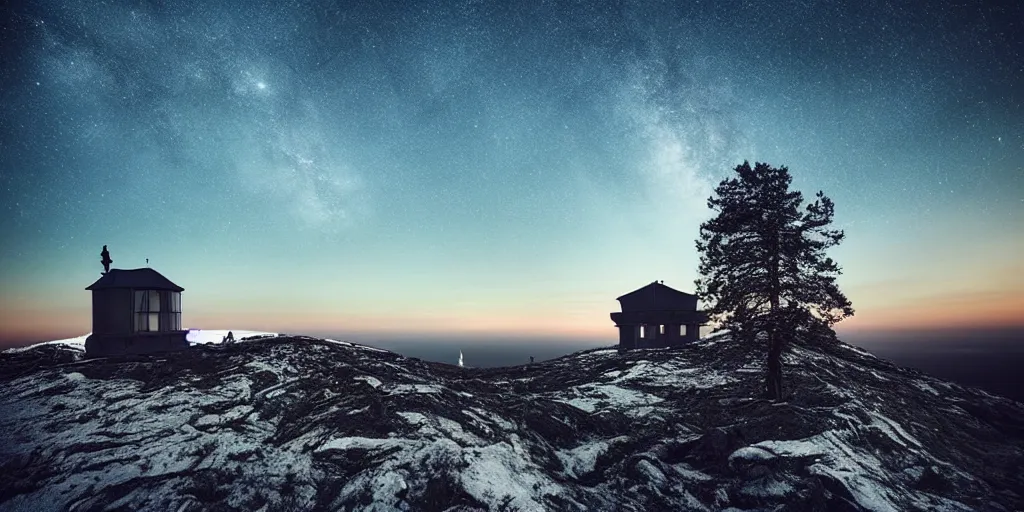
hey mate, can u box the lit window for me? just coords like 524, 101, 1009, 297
134, 290, 160, 332
639, 325, 645, 338
168, 292, 181, 330
680, 325, 688, 336
659, 325, 665, 335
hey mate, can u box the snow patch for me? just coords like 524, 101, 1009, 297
556, 436, 629, 478
186, 329, 278, 344
868, 410, 923, 449
838, 343, 878, 358
741, 478, 794, 498
319, 436, 400, 452
469, 408, 516, 431
4, 334, 89, 353
636, 459, 667, 486
556, 384, 664, 413
671, 463, 713, 482
459, 435, 568, 510
729, 446, 777, 462
912, 381, 940, 396
322, 338, 353, 346
390, 384, 443, 394
747, 431, 906, 512
397, 412, 428, 426
355, 376, 382, 388
613, 361, 737, 389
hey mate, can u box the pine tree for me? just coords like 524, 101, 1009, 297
695, 161, 854, 400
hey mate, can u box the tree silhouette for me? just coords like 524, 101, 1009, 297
696, 161, 854, 400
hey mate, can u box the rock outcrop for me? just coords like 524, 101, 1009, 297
1, 333, 1022, 511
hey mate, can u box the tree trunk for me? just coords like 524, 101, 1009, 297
765, 224, 783, 400
765, 333, 783, 400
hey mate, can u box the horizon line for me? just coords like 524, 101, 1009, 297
2, 324, 1022, 350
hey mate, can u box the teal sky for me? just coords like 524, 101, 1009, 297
1, 0, 1021, 346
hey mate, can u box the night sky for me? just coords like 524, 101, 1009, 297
1, 0, 1021, 346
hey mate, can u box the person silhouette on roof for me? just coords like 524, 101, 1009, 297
100, 245, 113, 274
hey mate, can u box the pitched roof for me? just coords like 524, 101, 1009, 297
616, 281, 698, 312
617, 281, 695, 300
86, 268, 184, 292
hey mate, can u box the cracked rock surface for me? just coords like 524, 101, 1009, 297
1, 334, 1022, 511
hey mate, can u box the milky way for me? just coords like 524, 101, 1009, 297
0, 0, 1021, 343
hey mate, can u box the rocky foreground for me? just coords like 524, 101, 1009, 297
1, 333, 1022, 511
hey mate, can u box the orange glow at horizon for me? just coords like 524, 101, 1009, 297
183, 307, 617, 340
4, 288, 1022, 348
840, 290, 1024, 331
0, 298, 90, 345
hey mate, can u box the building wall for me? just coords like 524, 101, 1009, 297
92, 289, 132, 335
85, 331, 189, 357
618, 325, 635, 348
682, 323, 699, 342
618, 322, 701, 349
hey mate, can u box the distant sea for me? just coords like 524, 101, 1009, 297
4, 327, 1020, 403
343, 327, 1024, 403
839, 327, 1024, 403
339, 335, 611, 369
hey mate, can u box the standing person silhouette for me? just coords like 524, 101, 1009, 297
100, 245, 113, 274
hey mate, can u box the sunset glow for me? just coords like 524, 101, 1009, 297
1, 1, 1021, 349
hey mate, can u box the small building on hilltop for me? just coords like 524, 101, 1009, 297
84, 248, 187, 357
611, 281, 708, 350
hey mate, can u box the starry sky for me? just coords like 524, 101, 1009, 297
1, 0, 1021, 347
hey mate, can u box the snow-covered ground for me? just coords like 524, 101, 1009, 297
184, 329, 279, 344
0, 333, 1021, 511
3, 329, 281, 354
2, 334, 89, 353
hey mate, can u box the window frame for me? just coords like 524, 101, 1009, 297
133, 289, 160, 332
133, 290, 182, 332
167, 292, 181, 330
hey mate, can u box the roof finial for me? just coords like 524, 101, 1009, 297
100, 245, 112, 275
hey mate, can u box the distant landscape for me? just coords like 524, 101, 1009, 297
348, 327, 1024, 403
2, 327, 1020, 402
326, 334, 606, 369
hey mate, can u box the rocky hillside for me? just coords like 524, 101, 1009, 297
1, 333, 1022, 511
